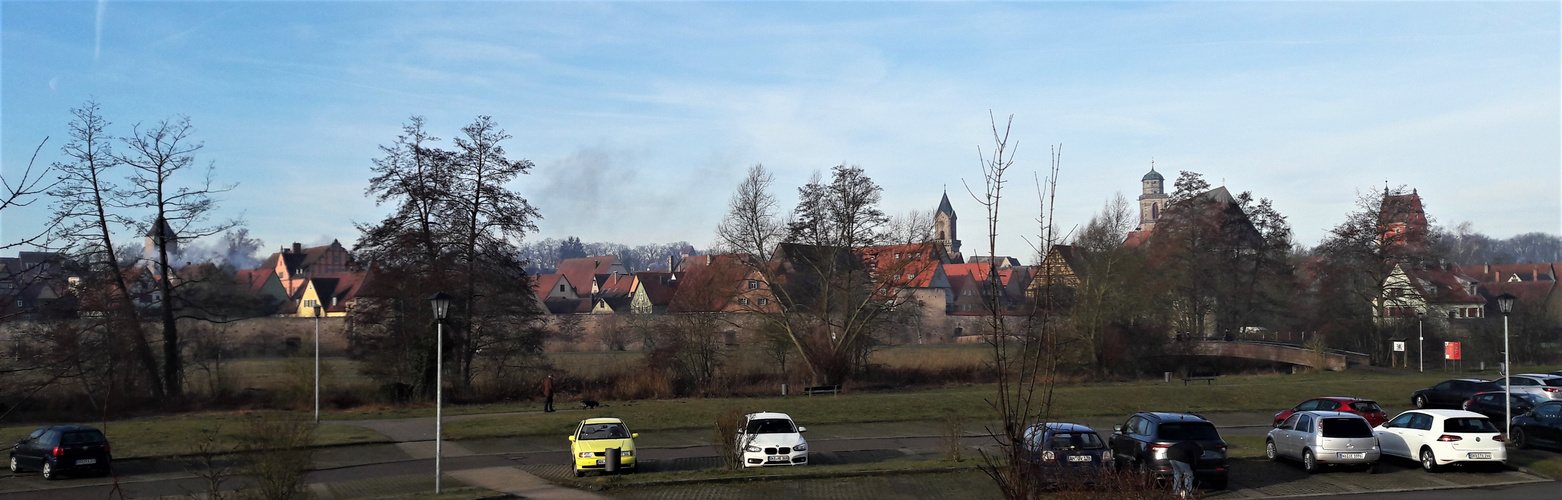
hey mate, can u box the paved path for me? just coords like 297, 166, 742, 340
449, 466, 608, 499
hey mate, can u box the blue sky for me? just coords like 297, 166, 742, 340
3, 1, 1558, 260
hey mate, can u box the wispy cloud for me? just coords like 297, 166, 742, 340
94, 0, 105, 60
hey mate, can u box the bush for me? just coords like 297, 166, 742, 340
712, 408, 746, 470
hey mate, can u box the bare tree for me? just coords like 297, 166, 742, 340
0, 139, 60, 251
716, 164, 785, 264
118, 115, 239, 398
46, 100, 165, 399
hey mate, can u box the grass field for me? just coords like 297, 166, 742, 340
441, 369, 1476, 440
0, 413, 390, 459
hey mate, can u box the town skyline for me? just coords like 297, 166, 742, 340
3, 2, 1558, 259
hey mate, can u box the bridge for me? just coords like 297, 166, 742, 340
1169, 340, 1371, 371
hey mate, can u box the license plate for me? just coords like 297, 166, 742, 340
1337, 453, 1366, 460
767, 455, 788, 462
1201, 450, 1221, 459
75, 458, 96, 465
1467, 452, 1492, 459
1068, 455, 1092, 462
595, 459, 605, 465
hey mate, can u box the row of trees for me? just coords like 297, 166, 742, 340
516, 237, 697, 274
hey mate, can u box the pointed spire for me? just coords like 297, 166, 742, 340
937, 191, 956, 217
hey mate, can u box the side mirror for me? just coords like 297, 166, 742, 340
799, 427, 807, 433
568, 435, 576, 441
1113, 425, 1123, 434
1272, 421, 1283, 429
632, 433, 639, 438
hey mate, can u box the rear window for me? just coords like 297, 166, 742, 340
1320, 418, 1374, 438
1543, 379, 1562, 387
1048, 432, 1105, 450
1443, 418, 1498, 433
61, 431, 105, 445
1349, 401, 1382, 413
1157, 422, 1220, 441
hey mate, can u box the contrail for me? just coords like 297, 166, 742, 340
94, 0, 106, 60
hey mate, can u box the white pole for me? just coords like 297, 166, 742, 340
314, 311, 321, 424
1418, 317, 1423, 373
1503, 314, 1511, 433
436, 320, 443, 494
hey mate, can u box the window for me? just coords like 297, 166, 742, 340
304, 299, 317, 308
758, 298, 769, 306
14, 300, 21, 308
748, 280, 760, 290
559, 284, 566, 292
738, 298, 750, 306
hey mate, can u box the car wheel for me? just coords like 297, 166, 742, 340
1414, 395, 1429, 409
1265, 440, 1278, 461
8, 456, 19, 473
1461, 400, 1471, 411
1419, 447, 1438, 473
1303, 449, 1318, 474
1512, 428, 1530, 450
41, 461, 55, 480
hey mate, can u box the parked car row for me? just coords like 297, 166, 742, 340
569, 411, 811, 477
1413, 374, 1562, 410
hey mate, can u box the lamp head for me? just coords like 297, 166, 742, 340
1496, 293, 1517, 315
428, 292, 452, 320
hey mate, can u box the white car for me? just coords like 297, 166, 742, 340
738, 412, 808, 467
1497, 374, 1562, 400
1374, 409, 1506, 472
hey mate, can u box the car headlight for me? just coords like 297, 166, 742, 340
1041, 450, 1056, 462
622, 450, 634, 457
578, 452, 594, 458
793, 443, 806, 452
745, 445, 761, 452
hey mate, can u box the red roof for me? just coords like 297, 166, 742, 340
556, 256, 620, 294
1403, 268, 1485, 305
597, 273, 637, 298
634, 271, 680, 306
1123, 230, 1151, 248
533, 273, 568, 300
1455, 263, 1558, 284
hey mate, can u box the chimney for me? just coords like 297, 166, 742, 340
292, 242, 302, 254
1485, 262, 1491, 274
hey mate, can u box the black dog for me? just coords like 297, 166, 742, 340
581, 400, 600, 409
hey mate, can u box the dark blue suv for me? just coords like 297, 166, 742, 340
8, 425, 112, 479
1021, 422, 1111, 483
1109, 412, 1229, 490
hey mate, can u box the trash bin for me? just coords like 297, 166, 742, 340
605, 447, 620, 473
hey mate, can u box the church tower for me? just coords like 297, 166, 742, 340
934, 191, 961, 258
144, 215, 178, 263
1137, 164, 1169, 232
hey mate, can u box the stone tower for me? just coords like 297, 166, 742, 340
144, 215, 178, 263
1137, 164, 1169, 232
934, 191, 961, 258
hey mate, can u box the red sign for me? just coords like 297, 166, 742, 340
1444, 342, 1462, 360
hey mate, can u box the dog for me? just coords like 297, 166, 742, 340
581, 400, 600, 410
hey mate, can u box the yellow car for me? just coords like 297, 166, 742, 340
569, 418, 638, 477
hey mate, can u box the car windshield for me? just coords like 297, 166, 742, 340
60, 431, 105, 445
1157, 422, 1220, 441
1515, 394, 1546, 405
1048, 432, 1105, 450
577, 423, 630, 440
1319, 418, 1374, 438
1348, 401, 1382, 413
747, 418, 797, 434
1443, 418, 1498, 433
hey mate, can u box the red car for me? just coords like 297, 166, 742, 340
1273, 397, 1388, 428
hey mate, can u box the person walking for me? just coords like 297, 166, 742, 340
1166, 440, 1202, 499
543, 374, 555, 413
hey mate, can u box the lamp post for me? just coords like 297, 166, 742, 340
313, 304, 322, 424
1416, 311, 1425, 373
427, 292, 451, 494
1497, 293, 1516, 433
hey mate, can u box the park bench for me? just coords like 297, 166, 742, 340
802, 385, 842, 396
1182, 371, 1219, 386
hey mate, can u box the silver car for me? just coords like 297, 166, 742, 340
1266, 411, 1380, 473
1497, 374, 1562, 401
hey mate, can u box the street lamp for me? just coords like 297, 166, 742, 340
1416, 311, 1425, 373
313, 304, 322, 424
427, 292, 451, 494
1497, 293, 1516, 433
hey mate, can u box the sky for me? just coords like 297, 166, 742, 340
3, 1, 1559, 261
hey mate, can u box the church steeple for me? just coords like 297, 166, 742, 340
933, 190, 961, 259
1136, 162, 1169, 232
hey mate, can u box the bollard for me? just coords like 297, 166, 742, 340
1165, 372, 1172, 383
605, 447, 620, 473
782, 383, 788, 396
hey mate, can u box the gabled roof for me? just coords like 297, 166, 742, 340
533, 273, 570, 300
556, 256, 622, 294
634, 271, 680, 306
1400, 266, 1485, 305
1478, 281, 1556, 308
1456, 263, 1558, 284
597, 273, 638, 298
942, 263, 1016, 286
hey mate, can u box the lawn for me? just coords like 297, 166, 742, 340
0, 413, 390, 459
442, 369, 1464, 440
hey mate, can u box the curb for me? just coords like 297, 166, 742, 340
559, 465, 983, 491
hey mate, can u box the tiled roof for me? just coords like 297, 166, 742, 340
1455, 263, 1558, 284
533, 273, 568, 300
634, 271, 680, 306
1478, 281, 1555, 307
556, 256, 621, 294
1123, 230, 1152, 248
597, 273, 638, 298
1403, 268, 1485, 305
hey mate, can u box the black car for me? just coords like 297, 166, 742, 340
1109, 412, 1228, 490
8, 425, 112, 479
1463, 391, 1545, 424
1021, 422, 1111, 483
1511, 400, 1562, 451
1412, 379, 1499, 409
